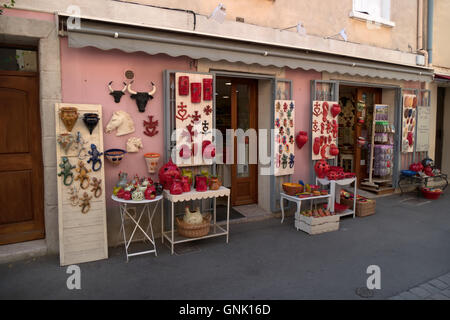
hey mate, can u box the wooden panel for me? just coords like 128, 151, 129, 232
0, 87, 29, 154
55, 103, 108, 266
0, 171, 33, 225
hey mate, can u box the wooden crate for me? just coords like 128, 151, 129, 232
295, 214, 340, 235
340, 197, 376, 217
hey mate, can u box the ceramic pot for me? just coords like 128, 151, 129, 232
104, 149, 127, 166
182, 169, 193, 185
181, 176, 191, 192
209, 176, 221, 190
195, 175, 208, 192
59, 107, 78, 132
314, 159, 330, 179
57, 133, 74, 153
170, 179, 184, 195
144, 153, 160, 174
83, 113, 99, 135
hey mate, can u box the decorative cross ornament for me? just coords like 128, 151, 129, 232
176, 102, 190, 121
143, 115, 159, 137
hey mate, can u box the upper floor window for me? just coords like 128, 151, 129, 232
350, 0, 395, 27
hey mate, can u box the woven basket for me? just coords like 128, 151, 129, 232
282, 183, 304, 196
176, 214, 211, 238
340, 197, 376, 217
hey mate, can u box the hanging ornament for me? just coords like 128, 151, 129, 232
176, 102, 190, 122
143, 115, 159, 137
295, 131, 308, 149
178, 76, 189, 96
191, 82, 201, 103
203, 105, 213, 116
203, 78, 213, 101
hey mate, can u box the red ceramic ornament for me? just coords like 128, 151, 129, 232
195, 175, 208, 192
191, 83, 201, 103
158, 159, 182, 190
178, 76, 189, 96
331, 104, 341, 118
329, 144, 339, 156
203, 78, 213, 101
122, 191, 132, 200
295, 131, 308, 149
143, 115, 159, 137
424, 166, 434, 176
181, 176, 191, 192
314, 159, 330, 179
313, 137, 321, 155
144, 185, 156, 200
170, 179, 184, 195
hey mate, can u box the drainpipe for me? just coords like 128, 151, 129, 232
427, 0, 434, 65
418, 0, 423, 51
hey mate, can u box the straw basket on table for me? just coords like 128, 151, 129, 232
176, 213, 211, 238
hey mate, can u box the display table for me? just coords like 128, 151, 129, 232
280, 193, 332, 224
112, 194, 163, 262
316, 177, 357, 218
162, 187, 231, 255
398, 173, 448, 194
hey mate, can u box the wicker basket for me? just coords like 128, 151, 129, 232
282, 183, 304, 196
176, 214, 211, 238
340, 197, 376, 217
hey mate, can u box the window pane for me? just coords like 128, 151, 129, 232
0, 48, 37, 72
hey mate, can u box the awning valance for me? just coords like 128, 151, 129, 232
66, 20, 433, 82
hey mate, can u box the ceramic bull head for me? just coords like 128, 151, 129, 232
127, 81, 156, 112
108, 81, 127, 103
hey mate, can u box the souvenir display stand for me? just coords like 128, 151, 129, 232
162, 187, 230, 255
316, 177, 357, 218
112, 195, 163, 262
55, 103, 108, 266
279, 193, 332, 224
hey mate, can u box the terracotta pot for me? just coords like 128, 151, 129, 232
209, 176, 221, 190
144, 153, 160, 173
59, 107, 78, 132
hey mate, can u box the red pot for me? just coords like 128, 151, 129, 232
170, 179, 184, 195
331, 103, 341, 118
295, 131, 308, 149
158, 159, 182, 190
314, 159, 330, 179
195, 175, 208, 192
144, 185, 156, 200
424, 166, 434, 177
122, 191, 132, 200
181, 176, 191, 192
327, 171, 337, 180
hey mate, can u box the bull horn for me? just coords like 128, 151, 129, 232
127, 80, 137, 95
121, 82, 127, 92
148, 82, 156, 96
108, 81, 113, 93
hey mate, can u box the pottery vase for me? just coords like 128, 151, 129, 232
59, 107, 79, 132
144, 153, 160, 173
57, 133, 74, 154
195, 175, 208, 192
208, 176, 221, 190
83, 113, 99, 135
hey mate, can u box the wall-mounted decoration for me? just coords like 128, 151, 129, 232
144, 152, 160, 174
190, 82, 201, 103
108, 81, 127, 103
87, 144, 103, 172
402, 94, 417, 153
295, 131, 308, 149
105, 110, 135, 136
59, 106, 78, 132
274, 100, 295, 176
175, 72, 214, 166
105, 149, 127, 166
178, 76, 189, 95
58, 156, 75, 186
203, 78, 213, 101
127, 80, 156, 112
311, 100, 339, 160
55, 103, 108, 266
82, 113, 99, 135
126, 137, 143, 153
57, 133, 75, 154
143, 115, 159, 137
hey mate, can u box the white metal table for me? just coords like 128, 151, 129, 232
316, 177, 357, 218
162, 187, 231, 255
112, 194, 163, 262
280, 192, 332, 223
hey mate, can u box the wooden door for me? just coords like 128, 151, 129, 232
231, 78, 258, 206
354, 87, 381, 184
0, 71, 44, 245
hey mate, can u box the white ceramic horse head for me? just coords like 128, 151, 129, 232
105, 110, 135, 136
126, 137, 143, 153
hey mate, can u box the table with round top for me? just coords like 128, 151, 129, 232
111, 194, 163, 262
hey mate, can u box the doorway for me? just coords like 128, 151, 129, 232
0, 68, 45, 245
215, 77, 258, 206
435, 87, 445, 170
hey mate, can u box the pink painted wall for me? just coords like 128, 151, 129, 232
286, 68, 322, 184
2, 8, 54, 21
60, 38, 194, 206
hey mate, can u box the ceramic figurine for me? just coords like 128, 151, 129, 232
281, 154, 288, 169
105, 110, 135, 136
57, 133, 74, 154
68, 185, 79, 206
158, 159, 182, 190
132, 190, 145, 201
74, 131, 88, 159
108, 81, 127, 103
59, 106, 78, 132
154, 182, 163, 196
58, 156, 75, 186
79, 192, 92, 214
116, 172, 128, 188
90, 177, 102, 198
82, 113, 100, 135
75, 160, 91, 189
127, 81, 157, 112
126, 137, 143, 153
183, 207, 203, 224
87, 144, 103, 172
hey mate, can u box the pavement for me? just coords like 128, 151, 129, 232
0, 190, 449, 300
